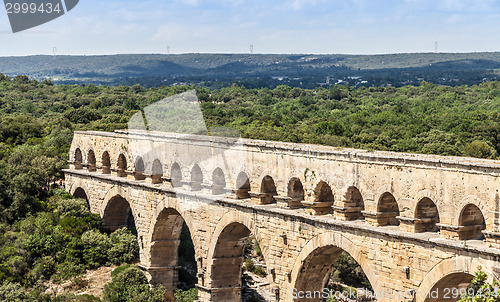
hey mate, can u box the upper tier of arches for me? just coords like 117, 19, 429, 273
70, 147, 492, 243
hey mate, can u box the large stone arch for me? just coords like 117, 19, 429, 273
416, 256, 498, 302
289, 232, 379, 301
205, 210, 270, 300
100, 186, 138, 232
146, 196, 202, 260
147, 204, 199, 301
69, 178, 88, 197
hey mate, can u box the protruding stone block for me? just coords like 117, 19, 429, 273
484, 231, 500, 249
275, 196, 303, 209
249, 192, 276, 205
303, 201, 333, 215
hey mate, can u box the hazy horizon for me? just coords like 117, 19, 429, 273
1, 50, 500, 58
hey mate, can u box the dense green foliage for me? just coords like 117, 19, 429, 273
0, 193, 139, 300
103, 265, 165, 302
200, 83, 500, 159
330, 252, 372, 290
458, 268, 500, 302
0, 73, 499, 300
174, 288, 198, 302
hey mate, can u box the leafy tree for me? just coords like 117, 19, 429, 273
464, 141, 497, 159
103, 265, 165, 302
458, 267, 500, 302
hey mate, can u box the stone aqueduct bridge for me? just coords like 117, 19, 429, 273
65, 130, 500, 302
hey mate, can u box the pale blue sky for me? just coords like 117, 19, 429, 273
1, 0, 500, 56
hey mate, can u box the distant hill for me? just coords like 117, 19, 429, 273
1, 52, 500, 88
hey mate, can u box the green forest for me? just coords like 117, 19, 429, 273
0, 73, 499, 300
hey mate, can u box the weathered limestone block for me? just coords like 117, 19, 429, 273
302, 201, 333, 215
275, 196, 303, 209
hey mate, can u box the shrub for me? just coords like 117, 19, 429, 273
464, 141, 497, 159
103, 265, 165, 302
57, 198, 89, 218
108, 228, 139, 265
174, 288, 198, 302
81, 229, 112, 267
0, 282, 35, 301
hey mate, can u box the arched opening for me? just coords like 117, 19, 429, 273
314, 181, 334, 202
288, 178, 305, 201
73, 187, 88, 201
260, 175, 277, 204
134, 157, 145, 180
415, 198, 440, 232
424, 272, 474, 302
211, 222, 269, 301
294, 246, 374, 301
102, 195, 136, 233
102, 151, 111, 174
74, 148, 83, 169
235, 172, 250, 199
303, 181, 334, 215
377, 192, 400, 226
117, 154, 127, 177
458, 204, 486, 240
151, 159, 163, 184
87, 150, 96, 172
73, 187, 90, 210
150, 208, 197, 300
342, 186, 364, 220
171, 163, 182, 188
211, 168, 226, 195
191, 164, 203, 191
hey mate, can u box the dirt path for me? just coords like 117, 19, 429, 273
45, 265, 117, 299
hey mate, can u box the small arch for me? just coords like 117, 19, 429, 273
87, 150, 96, 172
171, 163, 182, 188
287, 177, 304, 201
211, 168, 226, 195
72, 187, 90, 210
102, 151, 111, 174
74, 148, 83, 169
102, 195, 136, 232
343, 186, 364, 220
73, 187, 88, 201
260, 175, 277, 203
134, 157, 145, 180
191, 164, 203, 191
151, 159, 163, 184
415, 197, 440, 232
235, 172, 250, 199
377, 192, 400, 226
314, 181, 334, 202
458, 204, 486, 240
117, 154, 127, 177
